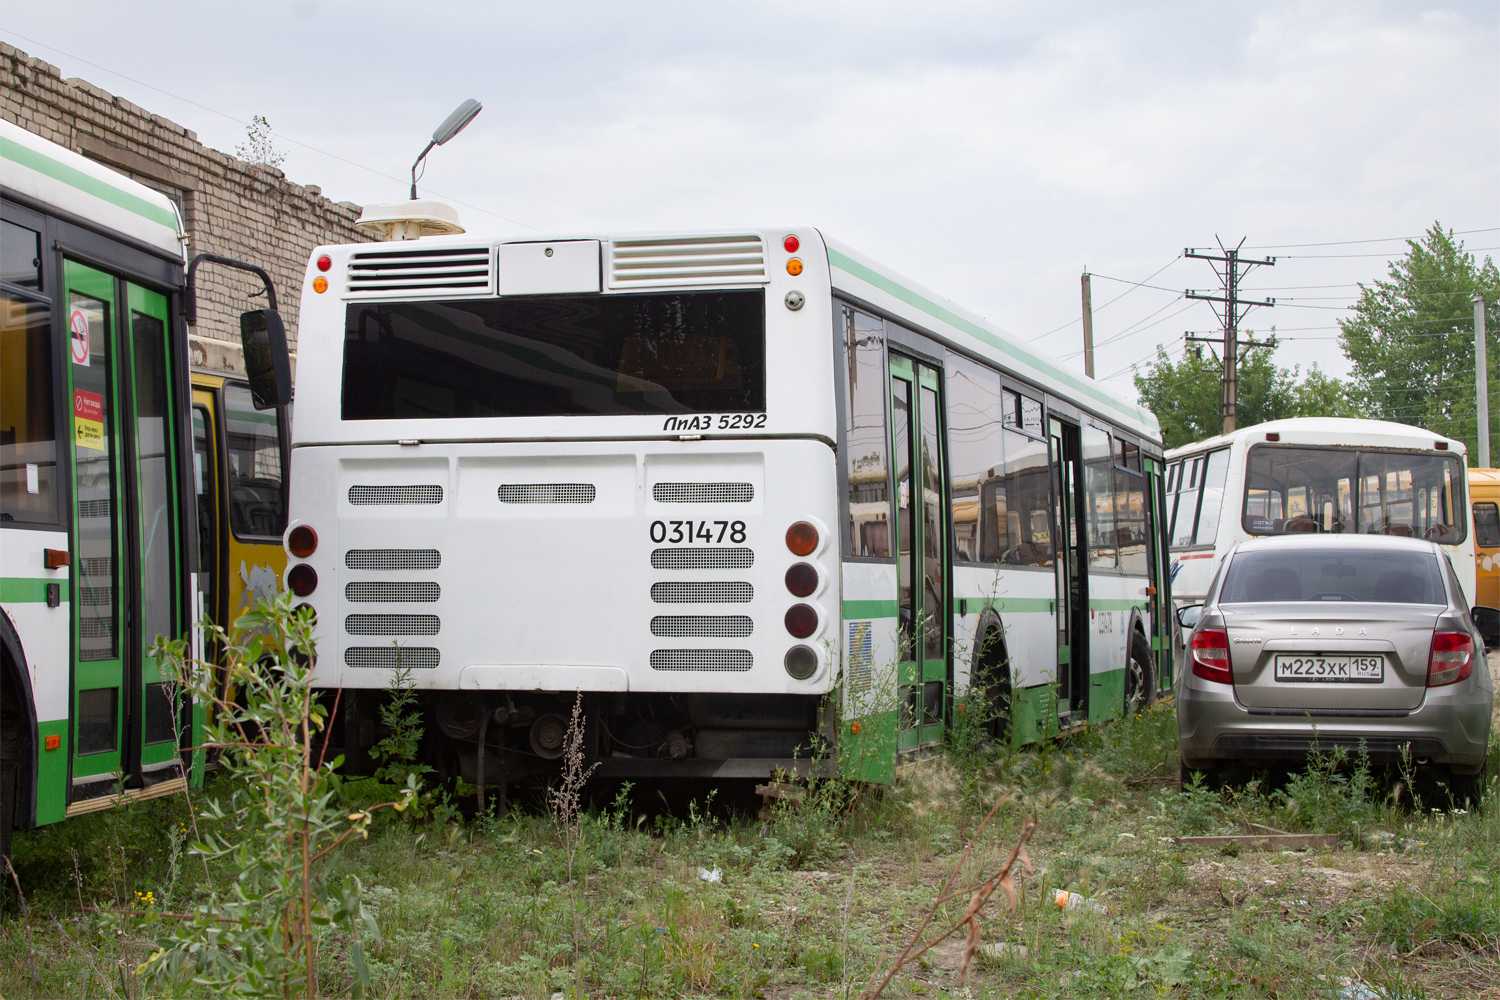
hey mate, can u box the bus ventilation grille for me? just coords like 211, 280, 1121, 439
650, 649, 753, 672
345, 614, 441, 636
650, 581, 753, 604
345, 646, 440, 669
608, 234, 767, 288
346, 246, 492, 297
345, 549, 442, 571
650, 547, 755, 570
650, 615, 754, 638
498, 483, 596, 504
345, 581, 441, 603
348, 485, 444, 505
848, 621, 873, 692
652, 482, 754, 503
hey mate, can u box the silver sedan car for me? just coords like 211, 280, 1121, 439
1176, 535, 1493, 804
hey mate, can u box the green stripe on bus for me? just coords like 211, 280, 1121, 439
0, 577, 52, 603
828, 248, 1154, 430
1, 135, 179, 231
971, 597, 1053, 614
35, 719, 68, 825
843, 600, 898, 619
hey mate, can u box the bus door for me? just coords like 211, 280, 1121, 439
1144, 456, 1173, 690
64, 261, 183, 800
1048, 417, 1087, 725
190, 385, 223, 628
889, 355, 950, 748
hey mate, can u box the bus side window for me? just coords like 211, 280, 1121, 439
943, 353, 1003, 564
1083, 425, 1116, 569
1192, 449, 1231, 546
1114, 438, 1146, 575
1, 219, 57, 525
1475, 502, 1500, 548
843, 307, 890, 558
223, 383, 285, 539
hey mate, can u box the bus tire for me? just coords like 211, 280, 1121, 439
973, 629, 1012, 745
1126, 630, 1154, 716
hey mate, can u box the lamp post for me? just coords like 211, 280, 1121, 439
410, 98, 483, 200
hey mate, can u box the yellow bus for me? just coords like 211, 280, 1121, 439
1469, 467, 1500, 626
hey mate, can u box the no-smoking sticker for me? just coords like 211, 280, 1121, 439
69, 309, 90, 367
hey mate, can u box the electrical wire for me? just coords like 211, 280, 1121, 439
1243, 227, 1499, 250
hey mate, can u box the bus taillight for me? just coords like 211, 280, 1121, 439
288, 564, 318, 597
786, 521, 818, 556
288, 525, 318, 558
783, 235, 799, 253
785, 563, 817, 597
316, 254, 331, 272
785, 604, 817, 638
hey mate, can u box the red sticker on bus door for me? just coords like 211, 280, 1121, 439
73, 389, 105, 451
69, 309, 91, 367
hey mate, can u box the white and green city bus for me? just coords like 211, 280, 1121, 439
0, 120, 289, 858
284, 224, 1173, 788
1165, 418, 1477, 611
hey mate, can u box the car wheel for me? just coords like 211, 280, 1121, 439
1434, 762, 1488, 810
1180, 759, 1220, 790
1125, 631, 1155, 716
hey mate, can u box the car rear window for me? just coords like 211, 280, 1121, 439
1219, 548, 1446, 604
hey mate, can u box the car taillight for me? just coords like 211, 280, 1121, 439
1427, 630, 1473, 686
1190, 628, 1232, 684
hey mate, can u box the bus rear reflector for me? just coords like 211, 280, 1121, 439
786, 521, 818, 556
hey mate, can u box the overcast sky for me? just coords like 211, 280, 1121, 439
4, 1, 1497, 403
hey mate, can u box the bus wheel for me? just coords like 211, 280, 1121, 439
974, 631, 1012, 744
1125, 631, 1155, 716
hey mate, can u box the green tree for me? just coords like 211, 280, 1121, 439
1132, 338, 1353, 449
1338, 222, 1500, 465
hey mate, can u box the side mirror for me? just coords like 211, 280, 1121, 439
1176, 604, 1203, 630
240, 309, 291, 410
1471, 605, 1500, 644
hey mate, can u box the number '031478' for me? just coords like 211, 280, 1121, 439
650, 520, 747, 544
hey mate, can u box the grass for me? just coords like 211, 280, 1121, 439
2, 691, 1497, 998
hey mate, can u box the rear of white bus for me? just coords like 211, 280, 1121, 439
284, 230, 841, 784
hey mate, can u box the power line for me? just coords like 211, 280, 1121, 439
1029, 254, 1182, 341
1278, 246, 1499, 260
2, 29, 542, 231
1244, 227, 1500, 250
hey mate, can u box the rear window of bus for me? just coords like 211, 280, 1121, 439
341, 290, 765, 419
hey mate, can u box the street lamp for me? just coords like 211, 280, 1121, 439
410, 98, 482, 200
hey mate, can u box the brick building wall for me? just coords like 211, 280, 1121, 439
1, 42, 371, 374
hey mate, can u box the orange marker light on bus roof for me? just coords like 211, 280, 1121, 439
786, 521, 818, 556
786, 258, 803, 276
313, 276, 328, 294
316, 254, 332, 272
783, 235, 799, 253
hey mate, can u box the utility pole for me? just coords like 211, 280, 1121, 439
1081, 270, 1095, 378
1477, 293, 1490, 468
1184, 238, 1276, 434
